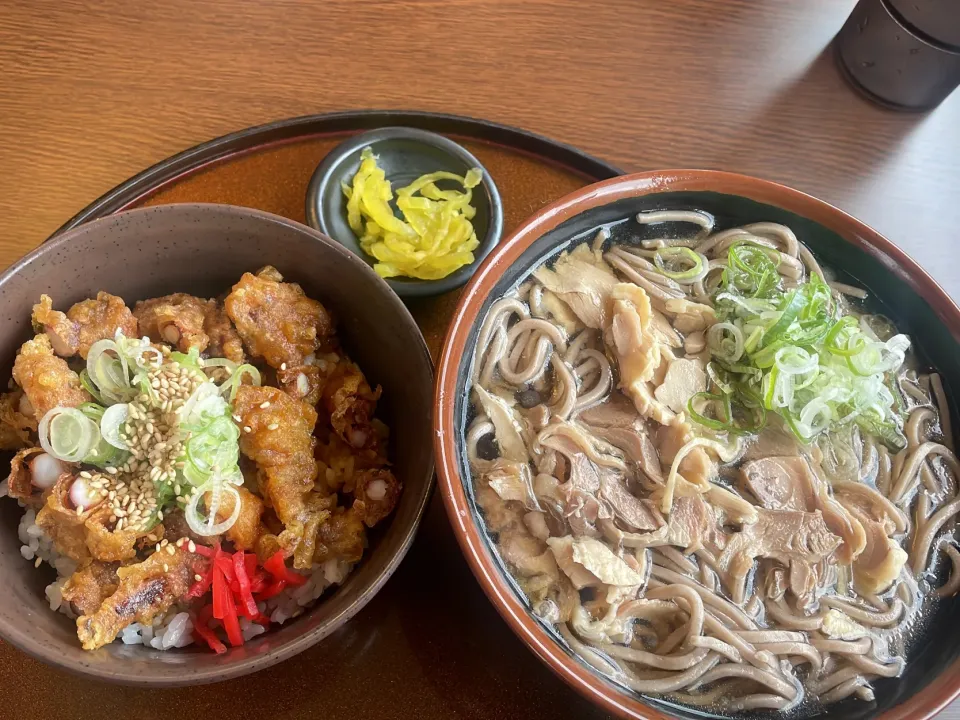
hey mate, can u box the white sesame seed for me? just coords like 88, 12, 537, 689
195, 574, 203, 582
260, 401, 271, 409
34, 557, 42, 568
163, 563, 169, 572
243, 426, 252, 433
280, 363, 287, 371
268, 423, 279, 431
79, 471, 92, 479
188, 540, 196, 553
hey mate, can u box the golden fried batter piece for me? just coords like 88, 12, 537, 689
212, 485, 265, 551
0, 390, 37, 450
203, 300, 245, 363
35, 474, 143, 563
61, 561, 120, 616
33, 292, 138, 359
234, 385, 327, 569
352, 469, 402, 527
321, 359, 383, 452
31, 295, 80, 357
7, 447, 44, 505
225, 266, 334, 369
76, 547, 205, 650
277, 364, 322, 406
12, 335, 90, 420
134, 293, 209, 354
314, 506, 365, 564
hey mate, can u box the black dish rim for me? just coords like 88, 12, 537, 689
50, 109, 624, 237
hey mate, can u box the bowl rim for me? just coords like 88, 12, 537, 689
304, 126, 504, 298
0, 203, 436, 686
433, 169, 960, 720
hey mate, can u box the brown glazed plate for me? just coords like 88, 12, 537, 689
0, 203, 434, 685
434, 170, 960, 720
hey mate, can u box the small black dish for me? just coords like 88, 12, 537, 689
305, 127, 504, 298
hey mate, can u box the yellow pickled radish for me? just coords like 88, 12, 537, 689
340, 147, 483, 280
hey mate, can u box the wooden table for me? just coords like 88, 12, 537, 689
1, 1, 959, 718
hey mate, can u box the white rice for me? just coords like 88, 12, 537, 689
18, 506, 354, 650
265, 559, 353, 625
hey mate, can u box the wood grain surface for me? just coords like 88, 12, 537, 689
1, 0, 960, 718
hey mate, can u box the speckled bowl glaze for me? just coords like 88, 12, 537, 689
435, 171, 960, 720
0, 203, 434, 686
305, 127, 503, 297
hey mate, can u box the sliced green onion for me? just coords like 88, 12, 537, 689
707, 322, 744, 363
100, 403, 130, 450
79, 370, 104, 404
653, 247, 707, 283
38, 407, 101, 463
185, 476, 241, 536
218, 363, 262, 402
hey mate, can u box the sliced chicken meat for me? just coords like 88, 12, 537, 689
604, 283, 675, 425
533, 244, 620, 329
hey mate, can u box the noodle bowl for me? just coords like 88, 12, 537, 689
462, 210, 960, 715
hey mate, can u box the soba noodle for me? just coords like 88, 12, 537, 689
464, 212, 960, 714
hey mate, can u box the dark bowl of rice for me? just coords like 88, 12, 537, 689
0, 203, 434, 685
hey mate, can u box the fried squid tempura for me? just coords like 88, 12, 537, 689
224, 266, 334, 368
32, 292, 137, 359
233, 385, 328, 569
12, 335, 90, 421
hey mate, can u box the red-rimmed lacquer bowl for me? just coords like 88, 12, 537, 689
434, 171, 960, 719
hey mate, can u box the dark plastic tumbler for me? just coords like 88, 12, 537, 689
835, 0, 960, 111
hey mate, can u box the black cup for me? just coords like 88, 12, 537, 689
835, 0, 960, 111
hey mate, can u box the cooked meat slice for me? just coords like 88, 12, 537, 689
213, 485, 265, 551
12, 335, 90, 420
547, 535, 645, 589
597, 470, 663, 531
604, 283, 675, 425
7, 448, 64, 506
352, 468, 402, 527
717, 509, 842, 601
320, 359, 383, 452
134, 293, 209, 353
591, 426, 663, 485
742, 423, 799, 461
653, 358, 707, 415
483, 459, 540, 510
533, 244, 619, 329
834, 489, 908, 594
740, 456, 866, 563
475, 482, 526, 534
234, 385, 324, 568
567, 454, 601, 493
61, 561, 120, 616
657, 416, 717, 487
76, 547, 206, 650
662, 297, 717, 333
619, 494, 720, 553
499, 526, 558, 580
0, 390, 37, 450
578, 392, 640, 429
203, 300, 245, 363
225, 266, 334, 368
313, 506, 366, 564
32, 295, 80, 357
741, 456, 810, 511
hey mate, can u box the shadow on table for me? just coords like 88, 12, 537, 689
700, 44, 930, 193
